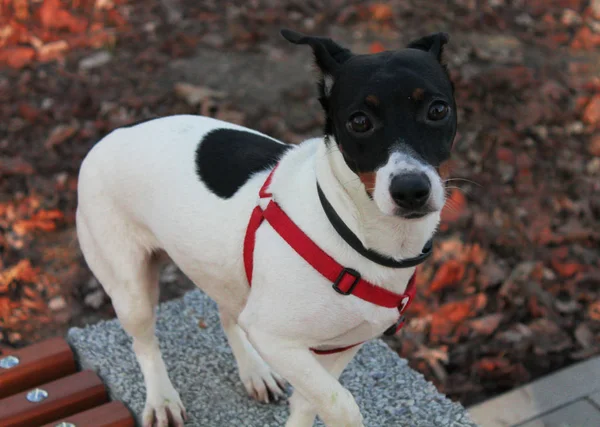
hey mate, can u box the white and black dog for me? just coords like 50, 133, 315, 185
76, 29, 457, 427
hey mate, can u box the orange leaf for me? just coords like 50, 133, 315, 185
32, 209, 64, 221
428, 260, 465, 294
368, 3, 393, 21
474, 357, 511, 375
369, 41, 385, 53
0, 47, 35, 69
40, 0, 88, 33
589, 301, 600, 321
430, 294, 487, 342
551, 259, 584, 278
12, 219, 57, 235
467, 243, 487, 265
0, 260, 39, 292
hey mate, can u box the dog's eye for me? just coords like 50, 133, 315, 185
348, 113, 372, 133
427, 102, 449, 121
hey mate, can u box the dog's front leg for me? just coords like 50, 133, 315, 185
219, 308, 287, 403
286, 346, 362, 427
247, 328, 364, 427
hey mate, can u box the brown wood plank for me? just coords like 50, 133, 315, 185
40, 401, 135, 427
0, 337, 77, 399
0, 370, 108, 427
0, 344, 13, 354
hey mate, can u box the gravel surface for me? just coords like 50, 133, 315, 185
68, 289, 478, 427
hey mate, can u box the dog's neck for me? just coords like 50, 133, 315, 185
315, 138, 439, 262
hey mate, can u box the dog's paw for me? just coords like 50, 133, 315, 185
239, 357, 288, 403
142, 390, 187, 427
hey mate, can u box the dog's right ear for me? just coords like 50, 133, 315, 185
406, 32, 449, 63
281, 28, 353, 96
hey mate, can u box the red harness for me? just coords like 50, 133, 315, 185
243, 166, 417, 355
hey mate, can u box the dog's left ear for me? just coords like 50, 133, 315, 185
281, 28, 353, 96
406, 32, 449, 63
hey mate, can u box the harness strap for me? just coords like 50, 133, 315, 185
243, 166, 417, 354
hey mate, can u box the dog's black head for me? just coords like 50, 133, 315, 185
281, 29, 457, 219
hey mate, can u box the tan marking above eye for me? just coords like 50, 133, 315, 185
365, 95, 380, 107
358, 172, 376, 195
411, 88, 425, 101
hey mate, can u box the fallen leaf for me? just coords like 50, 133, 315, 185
12, 209, 64, 235
583, 95, 600, 126
18, 103, 41, 122
428, 260, 466, 294
369, 3, 394, 21
0, 47, 35, 69
571, 26, 600, 51
0, 260, 39, 292
37, 40, 69, 63
0, 157, 34, 176
496, 147, 515, 163
527, 295, 547, 317
589, 134, 600, 157
430, 294, 487, 342
45, 124, 80, 149
528, 318, 573, 354
369, 41, 385, 53
551, 259, 584, 278
469, 313, 503, 335
474, 356, 511, 374
588, 301, 600, 321
174, 82, 226, 106
574, 323, 594, 348
40, 0, 88, 33
468, 244, 487, 265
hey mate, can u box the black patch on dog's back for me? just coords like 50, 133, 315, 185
196, 129, 292, 198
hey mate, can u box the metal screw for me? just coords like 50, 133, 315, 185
0, 355, 19, 369
26, 388, 49, 403
55, 423, 76, 427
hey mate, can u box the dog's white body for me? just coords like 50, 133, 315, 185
76, 114, 440, 427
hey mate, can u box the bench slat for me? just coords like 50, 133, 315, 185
40, 401, 135, 427
0, 337, 76, 399
0, 370, 108, 427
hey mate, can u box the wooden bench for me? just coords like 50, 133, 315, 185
0, 337, 135, 427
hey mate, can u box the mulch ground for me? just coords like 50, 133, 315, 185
1, 0, 599, 407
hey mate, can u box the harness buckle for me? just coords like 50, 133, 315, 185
332, 268, 361, 295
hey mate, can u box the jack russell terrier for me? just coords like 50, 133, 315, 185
76, 28, 457, 427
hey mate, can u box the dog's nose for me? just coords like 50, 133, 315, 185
390, 173, 431, 210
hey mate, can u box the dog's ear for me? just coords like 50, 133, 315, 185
281, 28, 353, 96
406, 32, 449, 62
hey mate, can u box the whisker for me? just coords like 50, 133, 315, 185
443, 177, 482, 187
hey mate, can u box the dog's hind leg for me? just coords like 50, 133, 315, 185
76, 210, 186, 427
219, 308, 287, 403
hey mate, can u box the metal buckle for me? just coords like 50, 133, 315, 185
332, 268, 361, 295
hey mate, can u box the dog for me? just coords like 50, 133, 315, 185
76, 28, 456, 427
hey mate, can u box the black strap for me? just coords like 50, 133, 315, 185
316, 182, 433, 269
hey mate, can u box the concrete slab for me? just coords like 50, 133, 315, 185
468, 357, 600, 427
68, 290, 477, 427
516, 399, 600, 427
588, 391, 600, 410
